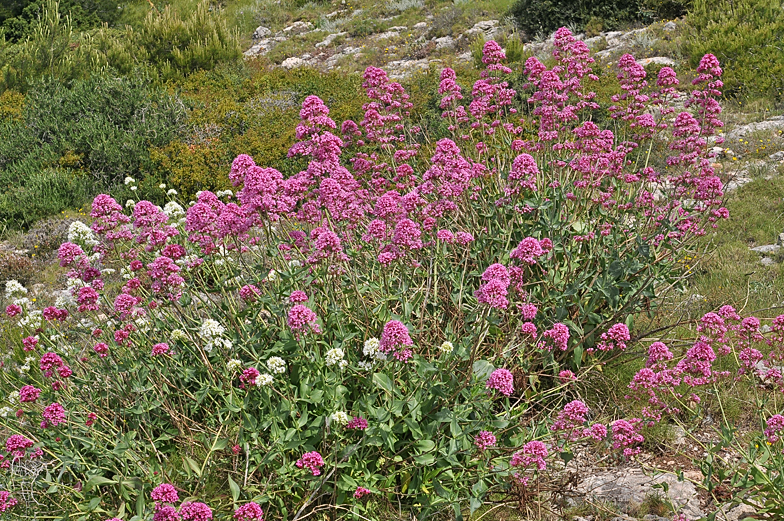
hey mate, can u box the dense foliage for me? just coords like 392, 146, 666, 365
686, 0, 784, 100
509, 0, 691, 40
0, 73, 187, 228
0, 0, 122, 41
0, 33, 754, 520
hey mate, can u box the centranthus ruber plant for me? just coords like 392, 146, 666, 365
0, 29, 734, 520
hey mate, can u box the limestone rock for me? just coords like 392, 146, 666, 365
575, 468, 704, 519
769, 150, 784, 162
280, 56, 310, 69
315, 32, 347, 48
413, 21, 428, 30
750, 244, 780, 254
282, 21, 313, 36
252, 26, 271, 40
663, 21, 677, 31
466, 20, 500, 40
728, 115, 784, 140
434, 35, 455, 50
638, 56, 676, 67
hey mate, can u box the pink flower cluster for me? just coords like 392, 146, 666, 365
234, 502, 264, 521
474, 430, 497, 451
485, 368, 514, 396
346, 416, 368, 430
379, 320, 414, 362
295, 451, 324, 476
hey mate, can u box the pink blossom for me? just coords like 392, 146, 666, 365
19, 385, 41, 403
93, 342, 109, 357
234, 502, 264, 521
153, 505, 181, 521
597, 323, 631, 351
353, 487, 372, 499
474, 430, 497, 451
765, 414, 784, 443
486, 368, 514, 396
287, 305, 321, 334
379, 320, 414, 362
289, 291, 308, 304
180, 502, 213, 521
42, 402, 66, 428
152, 343, 170, 356
539, 323, 570, 351
0, 491, 18, 513
240, 368, 260, 386
5, 305, 21, 317
346, 416, 368, 430
22, 336, 38, 351
583, 423, 608, 441
151, 483, 180, 504
611, 419, 644, 458
510, 440, 548, 471
296, 451, 325, 476
240, 285, 260, 302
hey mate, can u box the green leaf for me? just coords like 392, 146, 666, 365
415, 440, 435, 453
472, 360, 495, 380
228, 476, 240, 502
184, 456, 202, 477
84, 475, 117, 493
373, 372, 394, 394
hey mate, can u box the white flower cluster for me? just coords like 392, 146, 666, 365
199, 319, 232, 353
5, 280, 27, 299
67, 221, 99, 249
0, 406, 13, 418
288, 260, 302, 269
439, 341, 454, 354
8, 392, 20, 406
264, 269, 278, 282
124, 176, 135, 185
167, 189, 178, 197
18, 356, 36, 375
54, 289, 76, 309
325, 347, 348, 369
362, 337, 387, 362
19, 310, 42, 329
357, 361, 374, 371
171, 329, 188, 342
163, 201, 186, 221
216, 190, 233, 198
266, 357, 286, 374
329, 411, 350, 426
255, 373, 274, 386
226, 359, 243, 372
159, 183, 167, 189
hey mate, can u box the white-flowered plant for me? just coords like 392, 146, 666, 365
255, 373, 273, 387
329, 411, 350, 426
266, 357, 286, 374
439, 341, 454, 354
325, 348, 347, 368
5, 280, 27, 299
67, 221, 99, 249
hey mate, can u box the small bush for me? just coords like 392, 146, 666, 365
21, 216, 78, 258
686, 0, 784, 100
509, 0, 687, 40
0, 250, 34, 285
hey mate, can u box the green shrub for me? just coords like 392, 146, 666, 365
0, 0, 121, 42
0, 168, 91, 229
0, 0, 241, 92
0, 250, 35, 285
509, 0, 688, 39
0, 73, 186, 227
686, 0, 784, 100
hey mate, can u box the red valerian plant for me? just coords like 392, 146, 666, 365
1, 29, 757, 520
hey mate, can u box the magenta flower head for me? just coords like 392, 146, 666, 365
379, 320, 414, 362
0, 491, 18, 513
486, 368, 514, 396
151, 343, 170, 356
234, 502, 264, 521
239, 285, 260, 303
180, 501, 213, 521
346, 416, 368, 430
151, 483, 179, 504
510, 440, 548, 471
295, 451, 324, 476
287, 305, 321, 334
474, 430, 497, 451
19, 385, 41, 403
153, 505, 180, 521
765, 414, 784, 444
353, 486, 372, 499
41, 402, 66, 428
